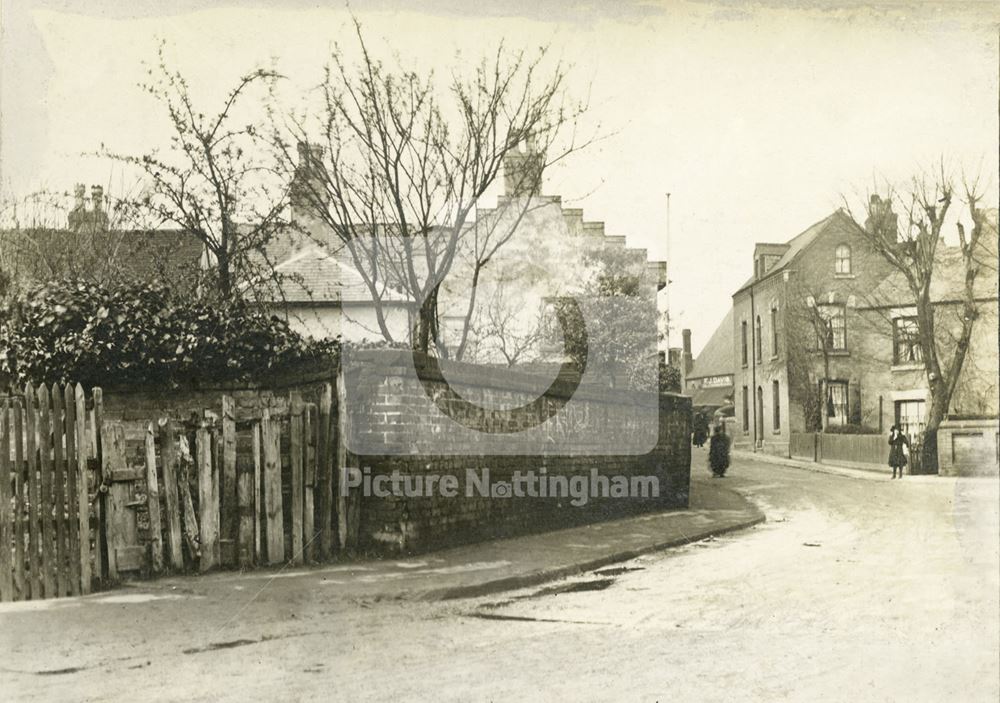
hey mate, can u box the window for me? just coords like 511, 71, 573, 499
741, 386, 749, 433
772, 381, 781, 432
835, 244, 852, 274
893, 317, 922, 364
741, 321, 748, 366
821, 380, 849, 426
755, 315, 762, 361
895, 400, 925, 441
816, 304, 847, 350
770, 306, 778, 357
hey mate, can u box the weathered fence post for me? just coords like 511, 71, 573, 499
50, 385, 67, 597
261, 409, 284, 565
316, 383, 333, 559
24, 383, 40, 598
197, 424, 218, 572
289, 392, 304, 565
303, 404, 316, 563
63, 384, 81, 596
74, 385, 91, 594
220, 396, 237, 567
252, 422, 262, 564
158, 420, 184, 570
36, 384, 56, 597
0, 399, 13, 601
145, 422, 164, 574
13, 398, 28, 599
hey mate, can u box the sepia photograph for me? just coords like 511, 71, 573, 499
0, 1, 998, 700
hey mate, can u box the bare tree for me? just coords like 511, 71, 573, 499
470, 277, 545, 367
850, 166, 994, 470
280, 21, 590, 353
107, 42, 288, 304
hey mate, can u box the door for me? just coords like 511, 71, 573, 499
895, 400, 926, 474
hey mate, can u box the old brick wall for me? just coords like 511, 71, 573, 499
344, 351, 691, 554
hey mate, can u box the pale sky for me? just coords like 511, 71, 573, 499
1, 0, 998, 354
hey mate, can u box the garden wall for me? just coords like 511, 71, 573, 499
343, 350, 691, 554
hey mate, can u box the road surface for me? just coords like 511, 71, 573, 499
2, 457, 997, 702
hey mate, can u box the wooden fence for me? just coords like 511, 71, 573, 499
95, 384, 345, 579
1, 383, 101, 602
789, 432, 887, 469
3, 380, 351, 602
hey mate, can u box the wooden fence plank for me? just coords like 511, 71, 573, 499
92, 387, 104, 584
24, 383, 40, 599
36, 384, 56, 597
220, 396, 237, 567
50, 386, 67, 597
261, 410, 284, 565
316, 383, 333, 558
13, 399, 27, 600
74, 385, 91, 595
0, 399, 13, 601
197, 426, 218, 572
158, 420, 184, 570
63, 385, 81, 597
253, 422, 262, 564
177, 433, 200, 564
100, 422, 127, 582
303, 405, 315, 563
289, 393, 304, 565
145, 423, 163, 574
236, 429, 255, 568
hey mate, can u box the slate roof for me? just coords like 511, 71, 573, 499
733, 210, 858, 295
864, 210, 999, 307
688, 308, 734, 379
266, 245, 410, 304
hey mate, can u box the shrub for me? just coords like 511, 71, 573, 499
0, 278, 338, 388
824, 423, 880, 435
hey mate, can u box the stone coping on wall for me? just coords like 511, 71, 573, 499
344, 349, 688, 409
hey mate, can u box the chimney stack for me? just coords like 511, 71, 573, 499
91, 185, 104, 212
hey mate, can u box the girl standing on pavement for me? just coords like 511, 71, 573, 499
887, 425, 909, 479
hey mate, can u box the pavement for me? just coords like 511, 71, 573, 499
730, 447, 945, 482
3, 454, 997, 702
0, 470, 764, 609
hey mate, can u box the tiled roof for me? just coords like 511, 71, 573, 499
733, 210, 857, 295
688, 308, 734, 379
865, 213, 999, 306
267, 245, 410, 304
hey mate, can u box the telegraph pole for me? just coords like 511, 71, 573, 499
664, 192, 672, 352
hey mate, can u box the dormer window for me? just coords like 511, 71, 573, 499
835, 244, 852, 274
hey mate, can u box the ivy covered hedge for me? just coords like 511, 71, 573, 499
0, 279, 338, 388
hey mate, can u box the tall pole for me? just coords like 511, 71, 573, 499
665, 192, 671, 353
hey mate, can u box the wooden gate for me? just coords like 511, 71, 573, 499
0, 383, 101, 602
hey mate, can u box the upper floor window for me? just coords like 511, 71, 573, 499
741, 321, 748, 366
770, 306, 779, 357
893, 317, 922, 364
755, 315, 763, 361
835, 244, 852, 274
816, 304, 847, 350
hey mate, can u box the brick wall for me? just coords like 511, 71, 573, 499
343, 351, 691, 554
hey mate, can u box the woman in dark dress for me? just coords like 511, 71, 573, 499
708, 425, 731, 477
692, 413, 709, 448
888, 425, 909, 479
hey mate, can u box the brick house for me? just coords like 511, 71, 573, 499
731, 206, 999, 464
731, 210, 895, 454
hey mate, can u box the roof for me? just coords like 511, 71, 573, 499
690, 385, 733, 409
688, 308, 734, 379
864, 212, 999, 307
0, 227, 204, 291
733, 210, 858, 296
266, 245, 410, 304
